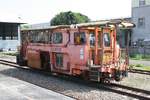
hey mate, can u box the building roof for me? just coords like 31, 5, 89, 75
0, 13, 25, 24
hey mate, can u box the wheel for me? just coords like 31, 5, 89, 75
16, 54, 27, 66
114, 70, 122, 81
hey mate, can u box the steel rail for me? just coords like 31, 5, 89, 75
0, 59, 149, 100
0, 59, 77, 100
129, 69, 150, 75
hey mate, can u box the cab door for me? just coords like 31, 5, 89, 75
89, 27, 103, 65
102, 28, 113, 65
89, 27, 114, 66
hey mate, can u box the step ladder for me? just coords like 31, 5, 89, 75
89, 67, 100, 82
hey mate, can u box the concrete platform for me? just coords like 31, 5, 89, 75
0, 74, 74, 100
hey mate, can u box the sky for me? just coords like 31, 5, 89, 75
0, 0, 131, 24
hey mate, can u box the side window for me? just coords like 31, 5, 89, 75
30, 31, 35, 43
38, 31, 49, 43
45, 31, 50, 43
38, 31, 44, 43
74, 32, 86, 45
28, 30, 50, 43
103, 33, 110, 47
55, 53, 63, 67
52, 32, 63, 44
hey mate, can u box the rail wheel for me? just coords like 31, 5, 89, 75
16, 54, 27, 66
114, 70, 122, 81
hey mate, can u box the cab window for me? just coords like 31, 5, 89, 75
89, 32, 101, 47
89, 33, 95, 46
74, 32, 86, 45
103, 33, 110, 47
52, 32, 63, 44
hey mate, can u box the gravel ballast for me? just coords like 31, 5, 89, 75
0, 64, 138, 100
0, 55, 149, 100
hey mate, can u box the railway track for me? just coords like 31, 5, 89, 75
107, 83, 150, 100
0, 59, 150, 100
1, 59, 150, 75
129, 69, 150, 75
0, 59, 77, 100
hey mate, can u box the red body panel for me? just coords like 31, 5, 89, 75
19, 24, 130, 82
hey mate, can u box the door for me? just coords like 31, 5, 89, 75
102, 28, 113, 65
89, 27, 103, 65
40, 52, 50, 70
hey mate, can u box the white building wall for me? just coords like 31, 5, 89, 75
0, 25, 20, 51
132, 0, 150, 42
0, 40, 20, 51
147, 0, 150, 5
18, 25, 21, 45
132, 0, 150, 7
132, 0, 139, 7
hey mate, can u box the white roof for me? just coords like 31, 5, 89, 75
22, 20, 135, 31
0, 13, 25, 23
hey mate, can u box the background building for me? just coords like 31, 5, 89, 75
132, 0, 150, 43
0, 15, 24, 51
21, 22, 50, 30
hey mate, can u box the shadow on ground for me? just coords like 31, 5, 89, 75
0, 67, 107, 94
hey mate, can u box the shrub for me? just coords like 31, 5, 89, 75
135, 64, 144, 67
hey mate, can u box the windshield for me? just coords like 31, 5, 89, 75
89, 33, 95, 46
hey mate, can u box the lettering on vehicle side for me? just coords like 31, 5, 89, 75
51, 47, 62, 52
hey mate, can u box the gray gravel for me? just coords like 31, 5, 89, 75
0, 54, 16, 62
120, 73, 150, 91
130, 59, 150, 66
0, 64, 135, 100
0, 55, 149, 100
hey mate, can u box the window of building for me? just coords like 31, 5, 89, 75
0, 23, 18, 40
74, 32, 86, 45
103, 33, 110, 47
52, 32, 63, 44
138, 18, 145, 28
11, 24, 18, 40
139, 0, 145, 6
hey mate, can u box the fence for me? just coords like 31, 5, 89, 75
129, 47, 150, 55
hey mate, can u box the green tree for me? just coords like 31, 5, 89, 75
21, 24, 31, 30
50, 11, 90, 26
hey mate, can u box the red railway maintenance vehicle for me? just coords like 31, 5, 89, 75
17, 20, 134, 82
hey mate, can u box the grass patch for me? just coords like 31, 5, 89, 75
135, 64, 144, 67
0, 52, 17, 56
130, 54, 150, 61
129, 64, 150, 71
